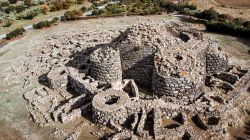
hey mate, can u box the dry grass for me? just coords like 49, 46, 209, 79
215, 0, 250, 7
189, 0, 250, 20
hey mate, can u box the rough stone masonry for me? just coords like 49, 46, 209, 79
24, 21, 250, 140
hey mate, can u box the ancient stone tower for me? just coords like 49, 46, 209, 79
90, 22, 229, 103
90, 46, 122, 84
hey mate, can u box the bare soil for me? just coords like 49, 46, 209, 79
215, 0, 250, 7
190, 0, 250, 20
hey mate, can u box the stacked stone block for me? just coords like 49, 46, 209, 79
152, 73, 196, 102
206, 52, 229, 75
92, 89, 129, 125
120, 47, 156, 88
90, 46, 122, 84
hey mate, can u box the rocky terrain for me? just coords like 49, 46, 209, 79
0, 15, 249, 140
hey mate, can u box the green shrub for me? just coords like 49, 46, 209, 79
33, 17, 59, 29
8, 0, 18, 4
194, 8, 219, 21
0, 1, 10, 7
24, 0, 33, 7
63, 10, 83, 20
51, 17, 59, 23
80, 6, 87, 12
243, 21, 250, 29
3, 21, 12, 27
33, 21, 50, 29
5, 5, 15, 14
6, 28, 25, 40
233, 18, 245, 26
23, 9, 40, 19
15, 4, 27, 13
178, 3, 197, 10
77, 0, 85, 5
205, 21, 250, 38
50, 0, 76, 12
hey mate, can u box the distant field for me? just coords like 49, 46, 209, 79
215, 0, 250, 7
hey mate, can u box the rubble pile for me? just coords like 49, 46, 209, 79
23, 21, 250, 140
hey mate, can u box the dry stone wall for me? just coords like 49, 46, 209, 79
92, 89, 129, 125
90, 46, 122, 84
206, 52, 229, 75
120, 47, 156, 88
152, 74, 196, 102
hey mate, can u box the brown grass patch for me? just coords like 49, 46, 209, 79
215, 0, 250, 7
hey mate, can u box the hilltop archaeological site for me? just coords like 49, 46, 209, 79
4, 20, 248, 140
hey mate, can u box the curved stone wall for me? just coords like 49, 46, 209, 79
206, 52, 229, 75
120, 47, 156, 88
152, 72, 197, 102
90, 46, 122, 84
92, 89, 129, 125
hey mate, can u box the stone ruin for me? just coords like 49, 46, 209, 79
24, 22, 250, 140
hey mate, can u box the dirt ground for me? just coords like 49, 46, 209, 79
190, 0, 250, 20
215, 0, 250, 7
0, 15, 249, 140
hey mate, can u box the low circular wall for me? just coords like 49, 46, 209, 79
92, 89, 129, 125
90, 46, 122, 83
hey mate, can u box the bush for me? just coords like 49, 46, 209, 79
24, 0, 33, 7
51, 17, 59, 23
8, 0, 18, 4
160, 1, 179, 12
233, 18, 245, 26
0, 1, 10, 7
23, 9, 41, 19
77, 0, 85, 4
15, 4, 27, 13
33, 17, 59, 29
3, 21, 12, 27
33, 21, 50, 29
40, 4, 49, 14
6, 28, 25, 40
205, 21, 250, 38
5, 5, 15, 14
50, 0, 76, 12
64, 10, 83, 20
80, 6, 87, 12
194, 8, 219, 21
243, 21, 250, 29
